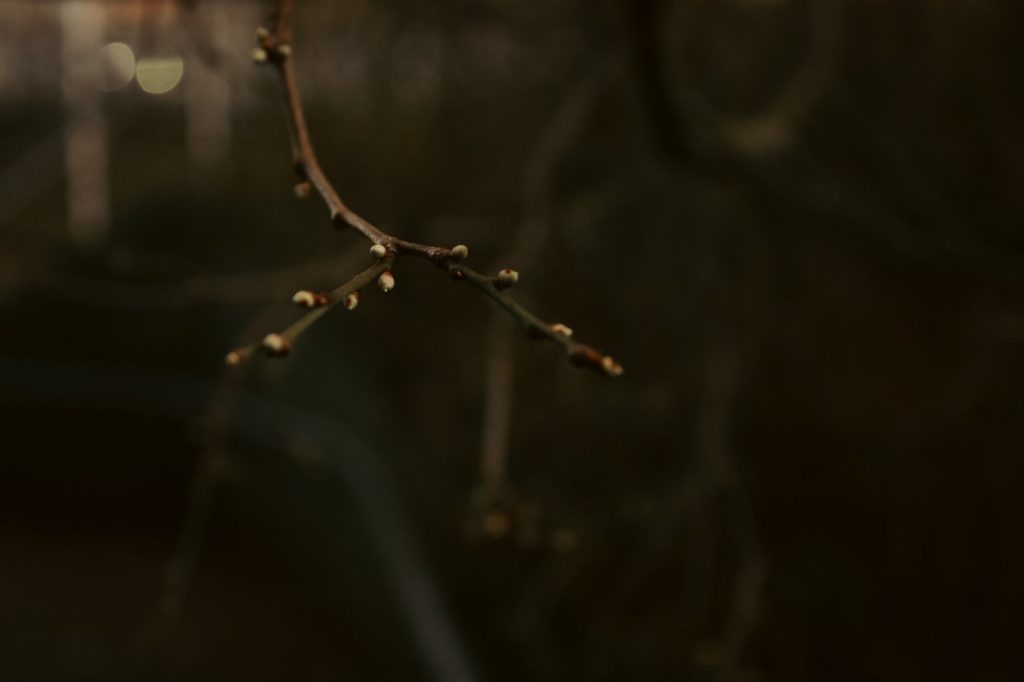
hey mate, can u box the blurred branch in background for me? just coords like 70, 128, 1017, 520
60, 1, 111, 245
473, 63, 611, 533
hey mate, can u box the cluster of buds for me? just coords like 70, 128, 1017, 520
252, 27, 291, 64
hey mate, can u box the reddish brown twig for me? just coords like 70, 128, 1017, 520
229, 0, 621, 377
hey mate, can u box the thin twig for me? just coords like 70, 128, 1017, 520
234, 0, 621, 377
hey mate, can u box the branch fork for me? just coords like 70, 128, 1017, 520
230, 0, 622, 378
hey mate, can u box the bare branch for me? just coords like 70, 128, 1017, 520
232, 0, 621, 377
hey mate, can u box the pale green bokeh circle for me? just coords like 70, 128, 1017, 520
136, 56, 184, 95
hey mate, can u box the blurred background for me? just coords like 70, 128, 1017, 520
1, 0, 1022, 680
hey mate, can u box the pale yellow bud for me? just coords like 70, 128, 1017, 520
370, 244, 388, 259
261, 333, 290, 356
378, 271, 395, 293
601, 356, 624, 377
496, 268, 519, 290
292, 290, 316, 308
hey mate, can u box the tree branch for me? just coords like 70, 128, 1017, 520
233, 0, 621, 377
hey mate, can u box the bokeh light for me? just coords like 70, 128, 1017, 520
135, 56, 184, 95
97, 42, 135, 91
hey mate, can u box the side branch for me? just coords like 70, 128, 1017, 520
452, 264, 623, 376
226, 253, 394, 363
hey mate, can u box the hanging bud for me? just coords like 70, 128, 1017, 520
601, 356, 624, 377
225, 350, 243, 366
343, 292, 359, 311
496, 268, 519, 290
256, 27, 270, 41
261, 333, 291, 357
378, 271, 395, 293
551, 323, 573, 338
370, 244, 388, 260
250, 47, 268, 64
293, 181, 312, 198
451, 244, 469, 260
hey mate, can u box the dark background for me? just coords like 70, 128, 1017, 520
1, 0, 1022, 680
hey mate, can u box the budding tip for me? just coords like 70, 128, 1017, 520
343, 292, 359, 311
378, 271, 395, 293
370, 244, 388, 260
602, 356, 624, 377
451, 244, 469, 260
